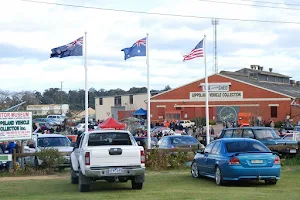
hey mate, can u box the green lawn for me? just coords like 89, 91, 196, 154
1, 167, 300, 200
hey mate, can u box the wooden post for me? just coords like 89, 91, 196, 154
21, 140, 24, 169
13, 148, 17, 173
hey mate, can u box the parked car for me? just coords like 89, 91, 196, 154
33, 118, 57, 126
218, 127, 299, 156
282, 133, 300, 142
157, 135, 204, 150
70, 130, 145, 192
179, 120, 195, 128
134, 137, 158, 149
24, 133, 73, 168
0, 147, 9, 171
191, 138, 281, 185
47, 115, 66, 125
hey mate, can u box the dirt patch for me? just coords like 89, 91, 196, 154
0, 174, 68, 182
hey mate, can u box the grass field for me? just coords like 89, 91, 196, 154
1, 167, 300, 200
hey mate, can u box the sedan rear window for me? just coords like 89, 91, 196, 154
226, 141, 270, 153
170, 136, 198, 145
88, 132, 132, 146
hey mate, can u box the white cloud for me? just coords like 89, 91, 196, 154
0, 0, 300, 93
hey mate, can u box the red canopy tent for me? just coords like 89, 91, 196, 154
99, 117, 126, 130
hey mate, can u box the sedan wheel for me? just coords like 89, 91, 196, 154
215, 167, 224, 186
191, 161, 199, 178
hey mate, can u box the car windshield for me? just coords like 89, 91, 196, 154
170, 136, 198, 146
37, 137, 71, 147
88, 132, 132, 146
226, 141, 270, 153
253, 129, 280, 139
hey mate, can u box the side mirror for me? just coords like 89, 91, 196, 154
29, 144, 35, 148
71, 142, 78, 148
197, 149, 204, 154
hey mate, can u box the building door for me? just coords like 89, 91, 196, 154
157, 107, 165, 120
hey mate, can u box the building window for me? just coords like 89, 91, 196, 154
114, 96, 121, 106
99, 98, 103, 105
176, 107, 182, 110
129, 95, 133, 104
270, 106, 277, 118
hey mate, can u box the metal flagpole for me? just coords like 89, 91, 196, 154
146, 33, 151, 150
84, 31, 88, 134
204, 35, 210, 145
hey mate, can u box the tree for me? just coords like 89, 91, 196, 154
163, 85, 171, 91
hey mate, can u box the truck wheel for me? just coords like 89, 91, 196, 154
79, 171, 90, 192
131, 179, 143, 190
71, 168, 79, 184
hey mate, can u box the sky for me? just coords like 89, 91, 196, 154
1, 0, 300, 92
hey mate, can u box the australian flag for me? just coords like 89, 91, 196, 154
121, 38, 146, 60
50, 36, 83, 58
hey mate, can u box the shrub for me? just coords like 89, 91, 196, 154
209, 120, 216, 125
146, 149, 169, 170
274, 121, 283, 128
146, 149, 194, 170
36, 148, 65, 171
281, 156, 300, 166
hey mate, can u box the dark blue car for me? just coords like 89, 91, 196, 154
218, 127, 298, 156
191, 138, 281, 186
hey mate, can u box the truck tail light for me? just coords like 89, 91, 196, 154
229, 157, 241, 165
141, 150, 145, 164
85, 152, 90, 165
274, 156, 280, 165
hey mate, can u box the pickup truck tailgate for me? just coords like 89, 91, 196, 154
88, 146, 142, 167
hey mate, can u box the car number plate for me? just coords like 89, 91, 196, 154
251, 160, 263, 164
290, 149, 297, 153
108, 168, 123, 174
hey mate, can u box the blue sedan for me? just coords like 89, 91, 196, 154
191, 138, 281, 186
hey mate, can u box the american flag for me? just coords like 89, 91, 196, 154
183, 39, 204, 61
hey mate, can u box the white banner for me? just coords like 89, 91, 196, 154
0, 112, 32, 141
190, 91, 243, 100
202, 85, 229, 91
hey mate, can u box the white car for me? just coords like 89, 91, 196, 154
179, 120, 195, 128
70, 130, 145, 192
282, 132, 300, 142
47, 115, 66, 125
24, 133, 73, 168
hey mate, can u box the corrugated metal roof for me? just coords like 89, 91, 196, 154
236, 68, 291, 78
220, 71, 300, 98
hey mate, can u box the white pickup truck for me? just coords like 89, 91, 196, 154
70, 130, 145, 192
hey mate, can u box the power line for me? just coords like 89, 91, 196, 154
236, 0, 300, 7
16, 0, 300, 25
197, 0, 300, 11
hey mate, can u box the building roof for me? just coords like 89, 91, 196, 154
237, 68, 291, 78
94, 93, 148, 99
220, 71, 300, 98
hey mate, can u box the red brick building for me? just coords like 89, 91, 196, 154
150, 66, 300, 123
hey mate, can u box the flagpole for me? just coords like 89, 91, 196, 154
84, 31, 88, 134
204, 35, 210, 145
146, 33, 151, 150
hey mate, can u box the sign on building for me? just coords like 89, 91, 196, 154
190, 91, 243, 101
200, 82, 231, 91
0, 112, 32, 141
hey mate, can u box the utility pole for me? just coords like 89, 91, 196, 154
60, 81, 63, 115
212, 18, 219, 74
